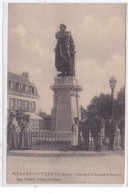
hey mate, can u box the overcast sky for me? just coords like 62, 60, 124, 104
8, 3, 126, 114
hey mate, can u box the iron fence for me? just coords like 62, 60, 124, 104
29, 131, 72, 150
7, 130, 122, 151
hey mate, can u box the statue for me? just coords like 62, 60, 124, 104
54, 24, 76, 77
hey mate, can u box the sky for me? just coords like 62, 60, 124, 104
8, 3, 126, 114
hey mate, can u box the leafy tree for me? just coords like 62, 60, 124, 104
115, 87, 125, 120
39, 111, 51, 119
86, 93, 112, 119
82, 87, 125, 121
39, 111, 47, 118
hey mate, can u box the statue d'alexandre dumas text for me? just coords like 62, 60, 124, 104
54, 24, 76, 77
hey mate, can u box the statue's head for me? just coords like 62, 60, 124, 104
60, 24, 66, 32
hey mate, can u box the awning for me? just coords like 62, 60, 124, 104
25, 112, 43, 120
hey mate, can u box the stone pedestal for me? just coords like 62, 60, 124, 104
51, 76, 82, 132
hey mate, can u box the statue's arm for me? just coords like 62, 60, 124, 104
55, 31, 68, 40
55, 31, 61, 39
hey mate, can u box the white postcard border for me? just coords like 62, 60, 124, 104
1, 0, 128, 187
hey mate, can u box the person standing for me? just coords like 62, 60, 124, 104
91, 115, 102, 152
19, 115, 32, 149
105, 118, 116, 151
79, 113, 91, 151
118, 119, 125, 150
8, 113, 18, 150
16, 112, 24, 126
71, 117, 79, 150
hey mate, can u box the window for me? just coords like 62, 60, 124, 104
19, 84, 22, 91
32, 87, 35, 94
11, 81, 15, 90
22, 84, 26, 92
25, 85, 28, 92
29, 86, 32, 94
9, 98, 16, 110
22, 84, 28, 92
15, 82, 19, 91
22, 100, 25, 111
25, 100, 30, 111
17, 99, 22, 110
31, 101, 36, 112
17, 100, 30, 111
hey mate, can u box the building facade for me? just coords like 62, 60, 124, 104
8, 72, 42, 130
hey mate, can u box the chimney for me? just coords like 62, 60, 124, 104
22, 72, 29, 80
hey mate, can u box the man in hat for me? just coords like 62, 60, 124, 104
105, 118, 116, 151
55, 24, 75, 77
79, 113, 91, 151
91, 115, 102, 151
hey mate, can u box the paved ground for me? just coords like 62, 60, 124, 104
6, 150, 125, 184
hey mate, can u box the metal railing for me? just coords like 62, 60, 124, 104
29, 131, 72, 150
7, 130, 122, 151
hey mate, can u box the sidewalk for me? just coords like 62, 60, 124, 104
7, 149, 124, 158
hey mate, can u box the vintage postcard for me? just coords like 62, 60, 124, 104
2, 3, 127, 185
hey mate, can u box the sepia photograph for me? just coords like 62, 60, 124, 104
6, 3, 126, 184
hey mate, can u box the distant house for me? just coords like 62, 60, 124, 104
8, 71, 43, 130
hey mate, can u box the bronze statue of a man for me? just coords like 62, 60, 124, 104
54, 24, 76, 77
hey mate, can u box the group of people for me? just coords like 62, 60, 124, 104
71, 113, 125, 151
104, 118, 124, 150
71, 113, 101, 151
8, 112, 32, 150
7, 111, 124, 151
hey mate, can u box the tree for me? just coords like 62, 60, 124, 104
83, 87, 125, 121
115, 86, 125, 120
86, 93, 112, 119
39, 111, 51, 119
39, 111, 47, 118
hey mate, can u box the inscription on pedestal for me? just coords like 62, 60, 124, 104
51, 76, 82, 132
55, 76, 78, 85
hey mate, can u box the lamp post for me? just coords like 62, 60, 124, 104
109, 76, 117, 121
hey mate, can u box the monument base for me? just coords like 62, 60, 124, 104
51, 76, 83, 132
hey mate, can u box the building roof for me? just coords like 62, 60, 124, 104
8, 71, 39, 97
8, 72, 31, 84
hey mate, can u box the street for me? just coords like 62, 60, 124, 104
6, 150, 124, 184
